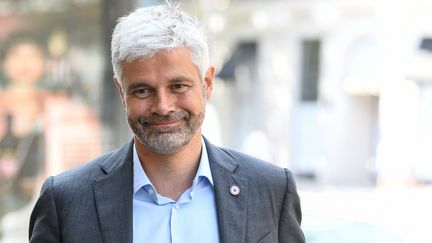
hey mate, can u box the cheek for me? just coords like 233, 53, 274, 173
125, 99, 151, 117
178, 94, 206, 114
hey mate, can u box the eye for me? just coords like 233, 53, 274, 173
171, 84, 188, 93
134, 88, 152, 98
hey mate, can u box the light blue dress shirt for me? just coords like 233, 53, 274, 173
133, 139, 220, 243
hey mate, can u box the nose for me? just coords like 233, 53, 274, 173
150, 90, 176, 116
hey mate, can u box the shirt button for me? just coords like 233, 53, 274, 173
147, 188, 154, 194
174, 204, 180, 209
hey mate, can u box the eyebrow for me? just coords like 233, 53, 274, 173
167, 75, 195, 84
126, 76, 195, 93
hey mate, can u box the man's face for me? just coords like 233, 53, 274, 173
115, 47, 214, 154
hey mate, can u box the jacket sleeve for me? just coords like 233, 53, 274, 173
29, 176, 62, 243
279, 169, 305, 243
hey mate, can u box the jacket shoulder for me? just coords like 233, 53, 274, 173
48, 142, 131, 191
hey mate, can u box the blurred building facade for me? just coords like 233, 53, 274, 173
185, 0, 432, 186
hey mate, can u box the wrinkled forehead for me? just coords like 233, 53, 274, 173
120, 47, 196, 73
121, 47, 199, 74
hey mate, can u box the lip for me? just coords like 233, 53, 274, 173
146, 119, 182, 128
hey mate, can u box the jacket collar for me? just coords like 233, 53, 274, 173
205, 138, 248, 243
94, 140, 134, 243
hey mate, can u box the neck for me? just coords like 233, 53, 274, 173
135, 133, 203, 200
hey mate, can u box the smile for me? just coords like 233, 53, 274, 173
146, 119, 183, 128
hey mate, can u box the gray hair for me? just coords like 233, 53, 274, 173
111, 3, 210, 82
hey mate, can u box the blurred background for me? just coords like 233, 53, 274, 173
1, 0, 431, 242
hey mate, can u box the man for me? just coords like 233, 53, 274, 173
29, 3, 305, 243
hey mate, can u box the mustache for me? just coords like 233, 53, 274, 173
137, 110, 189, 125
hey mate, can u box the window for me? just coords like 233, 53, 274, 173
300, 39, 321, 102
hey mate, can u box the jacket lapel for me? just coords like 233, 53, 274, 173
205, 139, 248, 243
94, 141, 134, 243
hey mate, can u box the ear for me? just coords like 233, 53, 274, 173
203, 66, 215, 100
113, 76, 126, 108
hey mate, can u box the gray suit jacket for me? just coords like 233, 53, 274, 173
29, 138, 305, 243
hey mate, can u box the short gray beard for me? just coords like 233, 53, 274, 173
128, 109, 204, 154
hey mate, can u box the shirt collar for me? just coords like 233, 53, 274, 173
133, 137, 214, 195
133, 144, 151, 195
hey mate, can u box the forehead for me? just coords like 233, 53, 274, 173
145, 47, 192, 64
121, 47, 200, 81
